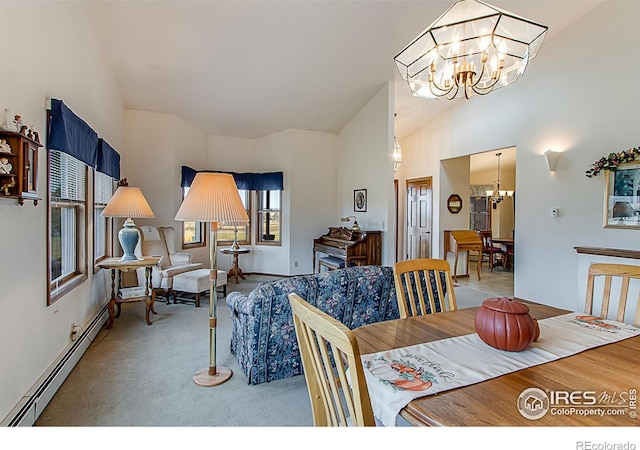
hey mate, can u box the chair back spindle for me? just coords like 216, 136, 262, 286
288, 293, 375, 427
585, 263, 640, 326
393, 258, 457, 319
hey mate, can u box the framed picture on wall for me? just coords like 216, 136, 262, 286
354, 189, 367, 212
604, 162, 640, 229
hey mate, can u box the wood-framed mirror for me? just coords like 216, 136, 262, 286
447, 194, 463, 214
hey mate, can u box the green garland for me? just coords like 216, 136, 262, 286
585, 146, 640, 178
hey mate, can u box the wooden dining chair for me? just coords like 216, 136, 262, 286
393, 258, 457, 319
585, 263, 640, 326
288, 293, 376, 427
477, 230, 504, 272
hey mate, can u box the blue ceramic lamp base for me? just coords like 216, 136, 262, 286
118, 218, 140, 262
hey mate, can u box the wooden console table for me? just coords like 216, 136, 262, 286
98, 256, 161, 329
443, 230, 482, 281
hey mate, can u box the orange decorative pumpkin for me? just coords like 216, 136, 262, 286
474, 297, 540, 352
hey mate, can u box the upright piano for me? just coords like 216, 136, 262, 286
313, 227, 381, 273
443, 230, 482, 281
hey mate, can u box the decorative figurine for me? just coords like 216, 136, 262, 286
0, 139, 11, 154
0, 157, 13, 174
33, 131, 39, 143
19, 125, 27, 135
1, 178, 15, 195
14, 115, 23, 130
27, 126, 34, 140
1, 108, 17, 132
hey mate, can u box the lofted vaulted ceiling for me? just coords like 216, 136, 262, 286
89, 1, 602, 141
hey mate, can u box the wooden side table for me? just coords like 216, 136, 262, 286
220, 247, 251, 283
98, 256, 162, 329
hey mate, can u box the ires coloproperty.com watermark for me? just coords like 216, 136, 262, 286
517, 387, 637, 420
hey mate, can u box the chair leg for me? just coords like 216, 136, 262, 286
195, 293, 200, 308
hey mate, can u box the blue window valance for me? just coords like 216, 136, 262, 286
181, 166, 283, 191
96, 139, 121, 180
48, 99, 99, 167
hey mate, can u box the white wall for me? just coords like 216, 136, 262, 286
398, 2, 640, 312
204, 129, 339, 276
441, 156, 472, 273
337, 83, 395, 265
124, 111, 341, 278
0, 2, 123, 421
286, 130, 338, 275
123, 109, 208, 260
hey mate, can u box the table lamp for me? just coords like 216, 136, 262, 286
227, 221, 246, 250
175, 172, 249, 386
101, 180, 155, 262
340, 215, 360, 231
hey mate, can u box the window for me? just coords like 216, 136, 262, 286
48, 150, 88, 303
218, 189, 251, 246
181, 187, 206, 248
257, 190, 281, 245
94, 171, 115, 265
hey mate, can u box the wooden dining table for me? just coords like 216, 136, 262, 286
353, 300, 640, 426
492, 237, 514, 270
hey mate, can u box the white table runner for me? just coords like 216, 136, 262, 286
361, 313, 640, 426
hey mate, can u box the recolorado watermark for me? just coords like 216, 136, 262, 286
576, 442, 636, 450
517, 387, 637, 420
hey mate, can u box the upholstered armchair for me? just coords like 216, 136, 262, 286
134, 226, 202, 301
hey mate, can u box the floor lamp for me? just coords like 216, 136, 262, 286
175, 172, 249, 387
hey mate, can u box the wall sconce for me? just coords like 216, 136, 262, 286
340, 215, 361, 231
544, 150, 560, 172
393, 137, 403, 172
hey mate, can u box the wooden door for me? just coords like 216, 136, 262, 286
406, 178, 432, 260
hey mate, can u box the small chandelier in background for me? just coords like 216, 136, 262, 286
485, 152, 513, 207
394, 0, 548, 100
393, 137, 403, 172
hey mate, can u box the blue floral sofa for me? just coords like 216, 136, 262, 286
225, 265, 399, 385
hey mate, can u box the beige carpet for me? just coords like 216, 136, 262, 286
34, 274, 490, 427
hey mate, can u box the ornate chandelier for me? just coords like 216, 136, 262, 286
485, 152, 513, 207
394, 0, 548, 100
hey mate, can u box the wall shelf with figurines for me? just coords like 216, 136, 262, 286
0, 108, 42, 206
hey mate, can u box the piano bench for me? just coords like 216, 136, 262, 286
318, 256, 347, 272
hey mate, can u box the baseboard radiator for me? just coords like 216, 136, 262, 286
2, 305, 108, 427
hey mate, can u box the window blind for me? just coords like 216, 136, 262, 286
94, 171, 114, 205
50, 150, 86, 202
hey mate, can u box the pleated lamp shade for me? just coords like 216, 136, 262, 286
101, 185, 155, 262
101, 186, 155, 219
175, 172, 249, 225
